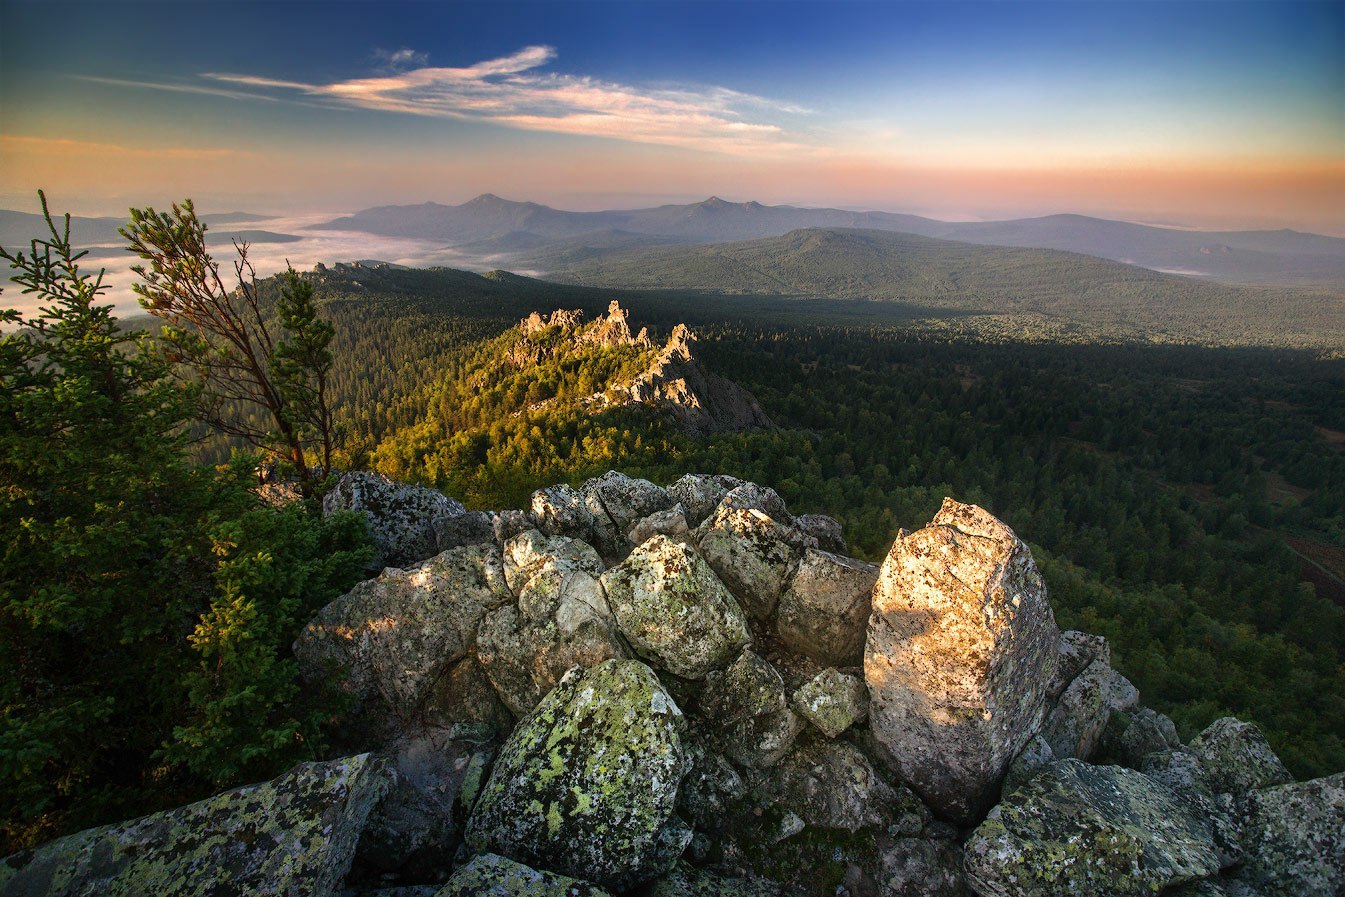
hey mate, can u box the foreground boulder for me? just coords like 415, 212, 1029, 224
600, 535, 750, 680
776, 548, 877, 666
963, 759, 1220, 897
1188, 717, 1293, 795
1040, 658, 1139, 761
465, 660, 691, 891
477, 531, 626, 715
0, 755, 389, 897
323, 470, 466, 570
293, 543, 511, 733
1222, 772, 1345, 897
437, 853, 612, 896
865, 499, 1061, 824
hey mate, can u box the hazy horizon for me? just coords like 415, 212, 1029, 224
2, 0, 1341, 235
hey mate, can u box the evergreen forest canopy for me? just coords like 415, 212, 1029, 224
2, 199, 1343, 857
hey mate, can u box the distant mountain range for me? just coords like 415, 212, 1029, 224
316, 195, 1345, 286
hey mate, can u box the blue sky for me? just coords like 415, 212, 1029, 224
1, 0, 1341, 229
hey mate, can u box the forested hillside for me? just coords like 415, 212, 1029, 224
538, 228, 1345, 350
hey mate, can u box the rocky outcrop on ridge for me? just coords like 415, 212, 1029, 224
511, 302, 773, 435
8, 470, 1344, 897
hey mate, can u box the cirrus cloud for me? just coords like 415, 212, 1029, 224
198, 46, 813, 157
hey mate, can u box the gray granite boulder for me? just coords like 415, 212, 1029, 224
792, 513, 847, 554
766, 738, 915, 833
435, 853, 612, 896
530, 483, 599, 543
294, 543, 511, 728
600, 535, 750, 680
579, 471, 673, 557
1223, 772, 1345, 897
963, 759, 1220, 897
791, 668, 869, 738
776, 548, 877, 666
697, 650, 803, 769
1111, 707, 1182, 767
477, 531, 627, 715
1189, 717, 1293, 795
324, 471, 466, 570
465, 660, 691, 891
0, 754, 389, 897
1047, 630, 1111, 700
1040, 659, 1139, 761
696, 503, 810, 621
877, 838, 970, 897
666, 474, 729, 527
865, 499, 1060, 824
647, 863, 782, 896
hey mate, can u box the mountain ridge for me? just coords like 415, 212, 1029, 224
311, 194, 1345, 285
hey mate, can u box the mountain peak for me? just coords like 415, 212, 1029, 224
464, 193, 510, 206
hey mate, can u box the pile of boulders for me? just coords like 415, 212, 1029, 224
3, 471, 1340, 897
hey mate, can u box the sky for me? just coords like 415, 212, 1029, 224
1, 0, 1343, 232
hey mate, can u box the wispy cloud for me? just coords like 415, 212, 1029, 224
195, 46, 811, 156
372, 47, 430, 71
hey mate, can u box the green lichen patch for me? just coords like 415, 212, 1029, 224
963, 759, 1220, 897
464, 660, 691, 892
791, 668, 868, 738
0, 754, 389, 897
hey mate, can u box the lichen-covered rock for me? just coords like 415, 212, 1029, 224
294, 544, 511, 727
696, 503, 809, 621
792, 513, 847, 554
697, 650, 803, 768
530, 483, 599, 543
580, 471, 674, 557
626, 505, 690, 546
864, 499, 1061, 824
776, 549, 878, 666
1040, 659, 1139, 761
963, 759, 1221, 897
493, 509, 534, 545
666, 474, 729, 527
1002, 734, 1056, 794
465, 660, 691, 891
1110, 707, 1181, 768
433, 510, 497, 551
1047, 630, 1111, 700
1189, 717, 1293, 795
767, 738, 913, 833
1223, 772, 1345, 897
600, 535, 750, 680
647, 863, 782, 896
791, 668, 869, 738
475, 532, 627, 715
501, 530, 604, 616
435, 853, 613, 897
324, 471, 466, 570
877, 838, 971, 897
0, 754, 390, 897
718, 482, 792, 521
676, 738, 747, 833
